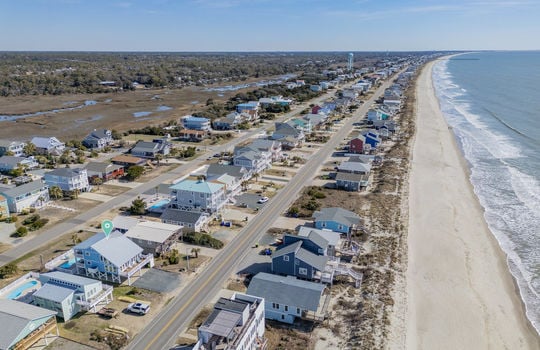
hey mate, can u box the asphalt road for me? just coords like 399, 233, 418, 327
0, 87, 347, 266
126, 73, 402, 350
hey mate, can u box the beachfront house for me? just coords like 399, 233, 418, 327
32, 271, 113, 321
336, 172, 370, 192
0, 299, 58, 350
193, 293, 266, 350
312, 207, 361, 234
0, 156, 39, 172
169, 179, 226, 214
337, 161, 371, 175
130, 138, 171, 159
0, 140, 26, 157
74, 232, 154, 285
43, 168, 90, 193
271, 233, 329, 281
206, 164, 250, 183
84, 162, 124, 182
124, 221, 183, 256
160, 209, 209, 233
0, 180, 49, 213
349, 135, 366, 154
246, 272, 327, 324
298, 226, 341, 257
182, 116, 211, 131
363, 130, 381, 149
82, 129, 113, 150
30, 137, 65, 156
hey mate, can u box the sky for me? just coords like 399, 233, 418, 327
0, 0, 539, 51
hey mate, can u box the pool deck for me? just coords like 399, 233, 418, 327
0, 274, 41, 301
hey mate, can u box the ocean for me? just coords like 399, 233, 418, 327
432, 51, 540, 335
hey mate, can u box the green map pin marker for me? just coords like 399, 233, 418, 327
102, 220, 114, 239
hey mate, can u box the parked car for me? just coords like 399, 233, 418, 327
257, 196, 269, 204
127, 302, 150, 315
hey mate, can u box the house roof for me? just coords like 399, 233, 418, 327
336, 172, 370, 183
0, 299, 57, 350
0, 140, 23, 148
183, 116, 209, 122
338, 161, 371, 173
0, 156, 25, 166
199, 309, 241, 338
1, 180, 48, 198
131, 141, 160, 152
33, 283, 74, 303
206, 164, 247, 178
45, 167, 86, 178
234, 150, 259, 161
247, 272, 325, 311
296, 248, 328, 271
111, 155, 145, 164
298, 226, 341, 246
249, 139, 279, 152
86, 129, 110, 139
31, 136, 63, 149
273, 240, 302, 258
40, 271, 100, 287
85, 162, 123, 173
313, 207, 361, 227
74, 231, 143, 268
160, 208, 207, 225
112, 216, 140, 231
125, 221, 182, 244
212, 174, 236, 187
170, 179, 223, 194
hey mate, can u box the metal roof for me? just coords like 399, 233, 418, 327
0, 299, 56, 350
125, 221, 182, 244
40, 271, 100, 287
199, 309, 240, 338
273, 240, 302, 258
206, 164, 247, 178
33, 283, 74, 303
0, 156, 25, 166
298, 226, 341, 246
45, 167, 86, 178
338, 161, 371, 173
1, 180, 48, 198
74, 232, 143, 268
247, 272, 325, 311
170, 179, 223, 194
313, 207, 361, 227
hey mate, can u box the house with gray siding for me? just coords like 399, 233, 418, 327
246, 272, 326, 324
0, 140, 26, 157
313, 207, 361, 234
271, 240, 328, 281
1, 180, 49, 213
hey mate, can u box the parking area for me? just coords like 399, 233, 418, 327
235, 193, 269, 210
132, 268, 181, 293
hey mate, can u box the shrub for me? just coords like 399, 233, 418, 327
28, 218, 49, 231
183, 232, 224, 249
0, 263, 18, 278
11, 226, 28, 237
22, 214, 40, 225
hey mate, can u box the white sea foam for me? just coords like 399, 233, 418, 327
433, 57, 540, 335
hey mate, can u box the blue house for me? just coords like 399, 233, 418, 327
246, 272, 326, 324
74, 232, 154, 285
312, 207, 361, 234
363, 130, 381, 148
182, 116, 211, 131
271, 233, 329, 281
236, 101, 259, 114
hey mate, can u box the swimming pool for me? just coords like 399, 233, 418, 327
8, 280, 38, 299
149, 199, 170, 210
59, 258, 76, 269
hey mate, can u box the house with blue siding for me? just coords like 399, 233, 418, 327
181, 116, 211, 131
271, 239, 328, 281
246, 272, 327, 324
0, 299, 58, 350
32, 271, 113, 321
363, 130, 381, 149
168, 179, 226, 213
74, 232, 154, 285
313, 207, 361, 234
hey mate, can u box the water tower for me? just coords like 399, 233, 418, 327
347, 52, 354, 71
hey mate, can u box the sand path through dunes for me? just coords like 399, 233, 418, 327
405, 59, 540, 350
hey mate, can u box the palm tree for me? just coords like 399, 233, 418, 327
155, 153, 163, 167
191, 248, 201, 259
241, 181, 249, 191
252, 172, 260, 183
92, 177, 103, 190
49, 186, 63, 200
23, 142, 36, 156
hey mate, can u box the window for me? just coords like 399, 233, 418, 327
321, 222, 326, 227
297, 308, 300, 314
281, 315, 285, 320
283, 255, 289, 262
299, 267, 307, 275
284, 305, 288, 312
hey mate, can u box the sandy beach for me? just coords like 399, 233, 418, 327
406, 60, 540, 349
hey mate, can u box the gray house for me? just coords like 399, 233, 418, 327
124, 221, 183, 255
271, 240, 328, 281
82, 129, 113, 150
246, 272, 326, 324
160, 208, 209, 233
130, 139, 170, 159
336, 172, 369, 192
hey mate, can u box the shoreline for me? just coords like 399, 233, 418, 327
405, 59, 540, 349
